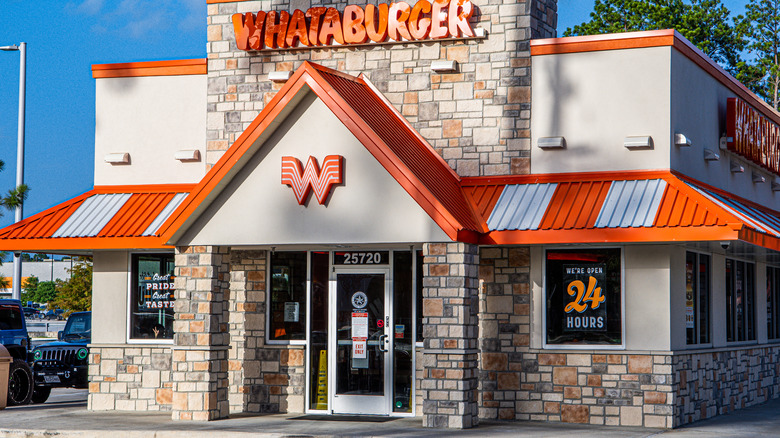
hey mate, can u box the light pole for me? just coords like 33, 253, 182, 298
1, 42, 26, 301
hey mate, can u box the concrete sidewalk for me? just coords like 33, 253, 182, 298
2, 393, 780, 437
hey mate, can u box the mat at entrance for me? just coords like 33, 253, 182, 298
288, 415, 398, 422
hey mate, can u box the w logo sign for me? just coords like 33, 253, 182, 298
281, 155, 343, 205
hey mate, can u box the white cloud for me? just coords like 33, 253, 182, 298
69, 0, 205, 40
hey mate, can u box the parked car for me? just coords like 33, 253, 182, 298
43, 309, 64, 320
22, 307, 40, 319
30, 311, 91, 403
0, 299, 34, 405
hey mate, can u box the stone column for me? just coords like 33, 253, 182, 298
171, 245, 231, 421
227, 250, 267, 413
421, 242, 480, 429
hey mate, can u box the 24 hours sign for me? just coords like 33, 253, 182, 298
562, 264, 607, 332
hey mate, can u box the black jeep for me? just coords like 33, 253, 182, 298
30, 311, 91, 403
0, 299, 34, 405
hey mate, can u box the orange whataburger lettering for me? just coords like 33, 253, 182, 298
727, 97, 780, 176
232, 0, 477, 51
281, 155, 343, 205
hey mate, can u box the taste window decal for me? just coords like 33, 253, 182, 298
281, 155, 343, 205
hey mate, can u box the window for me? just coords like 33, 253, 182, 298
415, 249, 423, 344
545, 248, 622, 346
685, 252, 710, 345
269, 252, 308, 341
130, 253, 175, 340
768, 266, 780, 340
726, 259, 755, 342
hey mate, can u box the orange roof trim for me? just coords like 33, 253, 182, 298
92, 59, 207, 79
158, 61, 484, 244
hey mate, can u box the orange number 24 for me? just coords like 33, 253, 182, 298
564, 276, 605, 313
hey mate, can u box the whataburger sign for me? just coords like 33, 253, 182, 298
232, 0, 476, 51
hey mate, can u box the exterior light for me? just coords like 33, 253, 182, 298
730, 161, 744, 173
624, 136, 653, 149
773, 178, 780, 192
674, 133, 691, 147
703, 149, 720, 161
537, 136, 566, 149
430, 60, 458, 73
752, 172, 766, 184
719, 136, 732, 150
174, 150, 201, 162
105, 152, 130, 164
268, 71, 292, 82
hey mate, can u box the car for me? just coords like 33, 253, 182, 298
43, 309, 64, 320
0, 299, 34, 405
22, 307, 40, 319
30, 311, 91, 403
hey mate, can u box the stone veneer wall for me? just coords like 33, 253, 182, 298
88, 346, 173, 411
228, 249, 305, 414
673, 346, 780, 426
478, 247, 675, 428
206, 0, 556, 177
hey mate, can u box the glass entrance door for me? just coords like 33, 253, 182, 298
331, 271, 391, 414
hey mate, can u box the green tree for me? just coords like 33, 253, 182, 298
736, 0, 780, 109
21, 275, 39, 302
564, 0, 744, 74
52, 257, 92, 315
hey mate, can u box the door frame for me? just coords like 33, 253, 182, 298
328, 266, 392, 415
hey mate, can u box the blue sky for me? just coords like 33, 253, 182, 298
0, 0, 749, 230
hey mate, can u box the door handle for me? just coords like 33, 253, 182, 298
378, 334, 389, 352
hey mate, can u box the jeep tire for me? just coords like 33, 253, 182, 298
7, 359, 33, 405
31, 385, 51, 404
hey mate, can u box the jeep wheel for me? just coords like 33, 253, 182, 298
7, 359, 33, 405
31, 385, 51, 404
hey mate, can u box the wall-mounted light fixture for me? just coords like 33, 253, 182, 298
104, 152, 130, 164
430, 60, 458, 73
773, 178, 780, 192
703, 149, 720, 161
719, 136, 733, 150
537, 136, 566, 149
624, 136, 653, 149
268, 71, 292, 82
752, 172, 766, 184
674, 133, 692, 147
730, 161, 744, 173
174, 150, 201, 162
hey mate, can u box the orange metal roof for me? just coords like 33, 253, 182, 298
464, 171, 776, 247
0, 185, 194, 251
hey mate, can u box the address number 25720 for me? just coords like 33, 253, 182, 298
334, 251, 389, 265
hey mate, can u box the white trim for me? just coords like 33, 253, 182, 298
541, 245, 626, 350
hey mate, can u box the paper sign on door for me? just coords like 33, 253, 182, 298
353, 340, 367, 359
351, 312, 368, 339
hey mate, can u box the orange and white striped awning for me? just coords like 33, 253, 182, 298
0, 185, 193, 251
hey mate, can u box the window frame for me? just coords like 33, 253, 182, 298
126, 251, 176, 344
266, 251, 310, 345
725, 257, 756, 343
685, 251, 712, 347
542, 246, 626, 350
767, 265, 780, 341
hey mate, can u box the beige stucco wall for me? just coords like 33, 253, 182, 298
94, 74, 207, 186
91, 251, 129, 344
530, 245, 672, 351
531, 47, 672, 175
670, 50, 780, 209
177, 90, 451, 247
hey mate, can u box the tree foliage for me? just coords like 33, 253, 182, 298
564, 0, 744, 74
52, 257, 92, 315
21, 276, 59, 304
735, 0, 780, 109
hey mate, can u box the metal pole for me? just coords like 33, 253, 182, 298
12, 42, 26, 301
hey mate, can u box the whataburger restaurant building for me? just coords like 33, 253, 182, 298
6, 0, 780, 430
